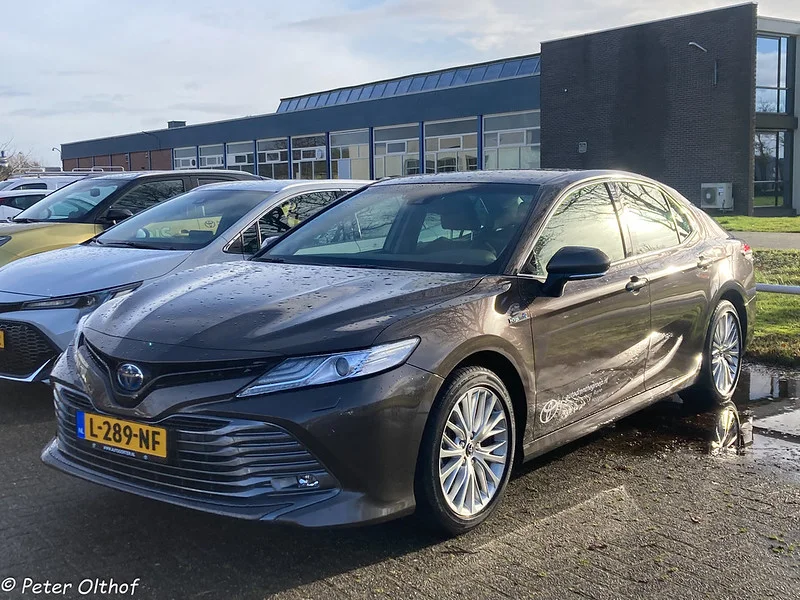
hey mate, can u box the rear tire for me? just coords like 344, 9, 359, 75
415, 366, 515, 536
681, 300, 743, 408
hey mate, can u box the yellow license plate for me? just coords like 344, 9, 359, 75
77, 411, 167, 461
0, 330, 4, 349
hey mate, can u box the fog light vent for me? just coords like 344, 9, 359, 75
297, 474, 320, 488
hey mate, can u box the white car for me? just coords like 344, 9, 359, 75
0, 189, 50, 220
0, 174, 86, 192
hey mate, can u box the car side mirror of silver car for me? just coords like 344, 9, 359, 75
542, 246, 611, 297
260, 235, 279, 251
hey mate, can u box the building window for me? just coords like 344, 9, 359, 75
291, 134, 328, 179
226, 142, 255, 174
754, 130, 792, 208
173, 147, 197, 170
483, 111, 541, 170
756, 35, 792, 114
199, 144, 224, 169
330, 130, 370, 179
423, 118, 478, 174
374, 124, 420, 177
257, 138, 289, 179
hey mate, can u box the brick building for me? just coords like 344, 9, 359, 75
61, 4, 798, 216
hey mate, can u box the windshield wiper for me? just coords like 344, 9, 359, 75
100, 241, 175, 251
11, 218, 39, 223
254, 256, 285, 263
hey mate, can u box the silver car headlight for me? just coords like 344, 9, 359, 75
0, 236, 10, 248
21, 282, 142, 311
237, 338, 420, 398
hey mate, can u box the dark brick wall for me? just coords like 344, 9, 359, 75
129, 151, 149, 170
77, 157, 93, 168
541, 4, 756, 214
62, 158, 78, 171
111, 153, 128, 169
150, 149, 172, 170
92, 155, 110, 166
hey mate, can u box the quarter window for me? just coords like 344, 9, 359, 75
665, 193, 694, 242
10, 194, 47, 209
110, 179, 185, 215
16, 182, 48, 190
530, 184, 624, 276
619, 183, 679, 254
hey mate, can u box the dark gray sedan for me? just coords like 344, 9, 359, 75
43, 170, 755, 535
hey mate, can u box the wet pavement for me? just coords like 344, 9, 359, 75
1, 365, 799, 599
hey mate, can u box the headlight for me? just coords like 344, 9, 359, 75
237, 338, 420, 398
21, 282, 142, 311
0, 236, 10, 248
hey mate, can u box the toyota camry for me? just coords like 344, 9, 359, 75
42, 170, 755, 535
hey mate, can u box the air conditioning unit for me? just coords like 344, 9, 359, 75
700, 183, 733, 210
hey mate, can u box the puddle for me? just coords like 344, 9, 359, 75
734, 363, 800, 443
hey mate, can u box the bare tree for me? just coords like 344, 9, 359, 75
0, 139, 42, 181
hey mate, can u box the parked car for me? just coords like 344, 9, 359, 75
0, 189, 51, 220
0, 170, 261, 268
43, 170, 755, 534
0, 179, 366, 383
0, 170, 92, 192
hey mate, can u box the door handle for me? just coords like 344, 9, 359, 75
697, 256, 713, 269
626, 276, 648, 293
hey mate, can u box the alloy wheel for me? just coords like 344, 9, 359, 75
438, 386, 509, 518
711, 311, 741, 396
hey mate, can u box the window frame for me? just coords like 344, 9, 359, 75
102, 176, 188, 220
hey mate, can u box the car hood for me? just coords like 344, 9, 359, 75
85, 261, 481, 358
0, 245, 192, 298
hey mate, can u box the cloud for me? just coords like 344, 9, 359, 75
0, 86, 30, 98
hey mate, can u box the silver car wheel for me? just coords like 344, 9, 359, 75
438, 385, 509, 518
710, 311, 741, 396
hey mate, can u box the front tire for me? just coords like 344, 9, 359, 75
682, 300, 743, 407
415, 366, 516, 536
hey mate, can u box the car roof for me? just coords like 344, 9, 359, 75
91, 170, 262, 181
372, 169, 656, 187
193, 179, 371, 192
0, 189, 51, 197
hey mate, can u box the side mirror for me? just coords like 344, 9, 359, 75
542, 246, 610, 297
98, 207, 134, 227
260, 235, 279, 251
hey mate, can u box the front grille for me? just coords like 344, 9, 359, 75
84, 339, 277, 403
55, 388, 333, 504
0, 321, 58, 377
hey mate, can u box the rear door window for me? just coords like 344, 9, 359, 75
10, 194, 47, 210
618, 182, 680, 255
664, 193, 694, 242
109, 179, 185, 215
16, 182, 48, 190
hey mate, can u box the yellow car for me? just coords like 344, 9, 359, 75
0, 170, 260, 268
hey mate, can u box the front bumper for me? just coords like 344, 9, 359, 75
0, 308, 86, 382
43, 358, 443, 527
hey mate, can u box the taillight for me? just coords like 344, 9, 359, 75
741, 243, 753, 260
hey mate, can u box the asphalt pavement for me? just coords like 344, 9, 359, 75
734, 231, 800, 250
1, 372, 799, 600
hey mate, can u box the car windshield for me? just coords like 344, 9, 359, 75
263, 182, 540, 274
96, 188, 275, 251
14, 178, 122, 222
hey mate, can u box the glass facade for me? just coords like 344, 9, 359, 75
374, 124, 421, 177
225, 142, 255, 174
198, 144, 224, 169
330, 130, 370, 179
291, 134, 328, 179
424, 118, 478, 173
756, 35, 792, 113
483, 111, 541, 170
257, 138, 289, 179
173, 147, 196, 170
276, 55, 541, 114
754, 130, 792, 207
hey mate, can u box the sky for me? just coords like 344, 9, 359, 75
1, 0, 798, 166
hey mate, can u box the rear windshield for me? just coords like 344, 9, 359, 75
15, 178, 122, 222
264, 182, 540, 274
97, 188, 274, 251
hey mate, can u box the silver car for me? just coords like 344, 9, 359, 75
0, 179, 367, 383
